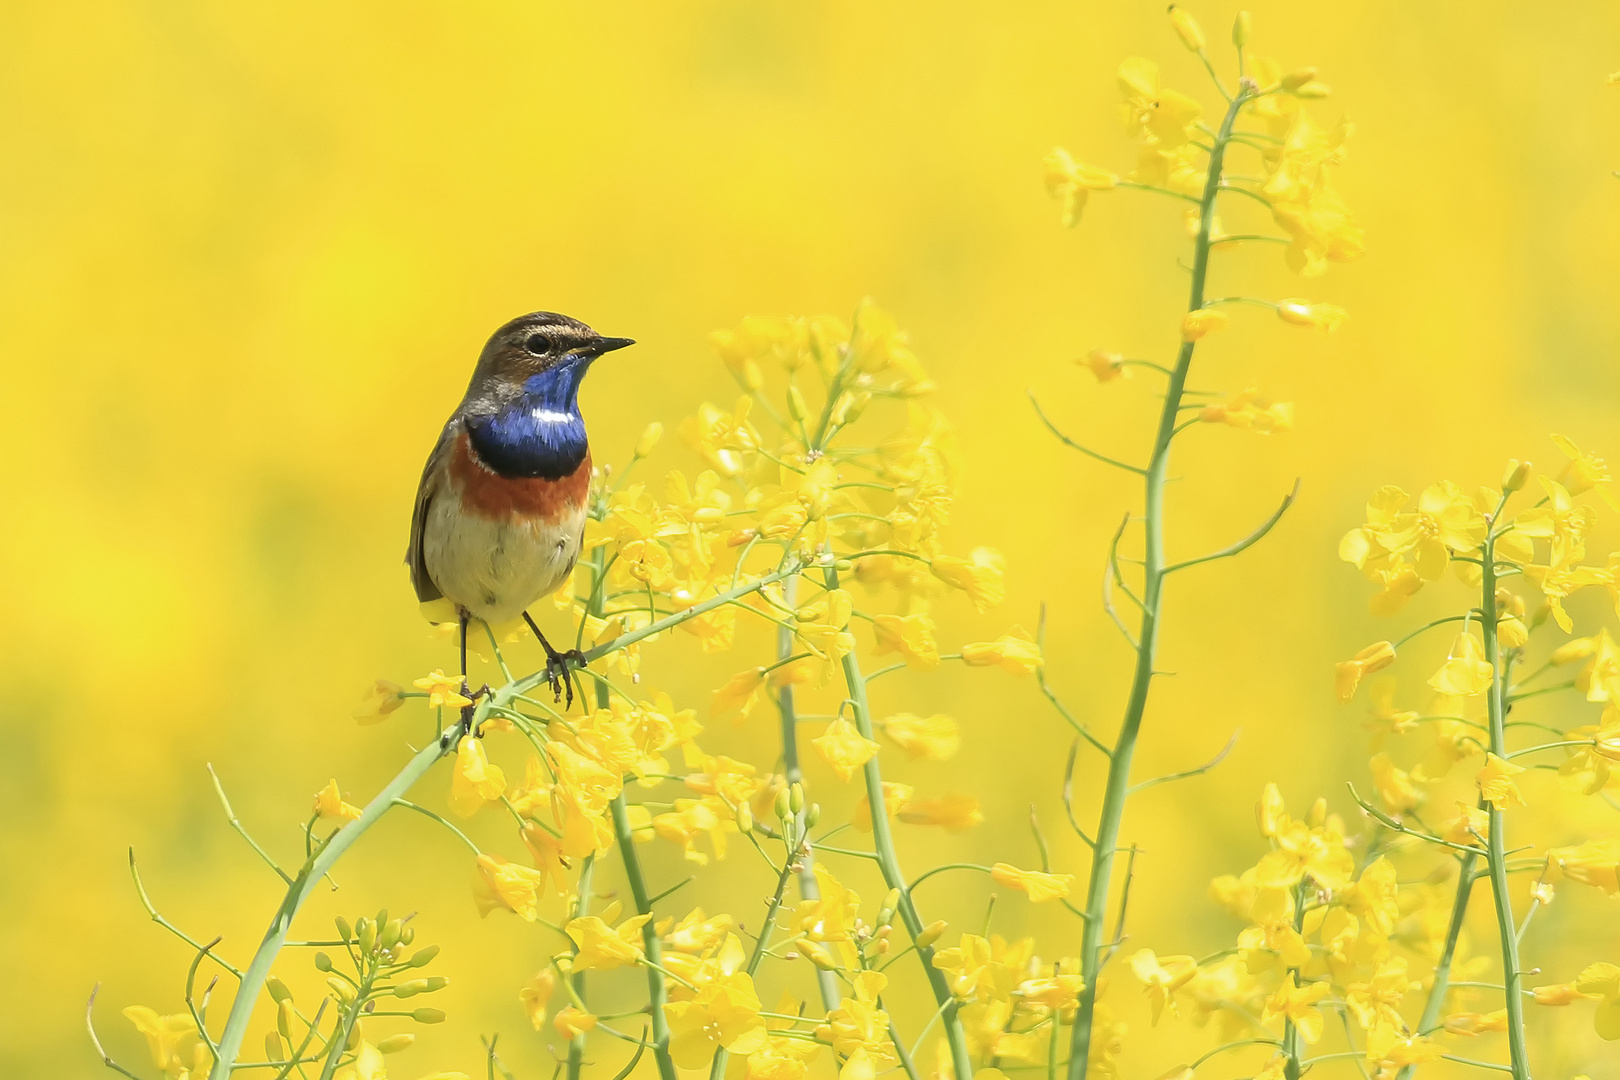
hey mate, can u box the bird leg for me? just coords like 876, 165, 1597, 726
523, 612, 586, 710
446, 609, 478, 745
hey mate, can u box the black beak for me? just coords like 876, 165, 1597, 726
587, 336, 636, 356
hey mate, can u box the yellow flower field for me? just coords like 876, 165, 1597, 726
2, 4, 1618, 1080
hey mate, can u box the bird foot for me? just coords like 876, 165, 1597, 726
543, 648, 588, 710
441, 681, 493, 748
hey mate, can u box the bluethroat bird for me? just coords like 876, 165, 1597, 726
406, 311, 634, 732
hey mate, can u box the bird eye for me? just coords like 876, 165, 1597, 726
523, 333, 550, 355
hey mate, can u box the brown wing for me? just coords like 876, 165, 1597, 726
406, 418, 460, 603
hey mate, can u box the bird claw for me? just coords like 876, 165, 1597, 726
543, 649, 588, 710
443, 681, 493, 748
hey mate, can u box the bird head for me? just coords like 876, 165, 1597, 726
466, 311, 634, 408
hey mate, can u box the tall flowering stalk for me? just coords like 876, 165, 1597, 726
1038, 9, 1350, 1079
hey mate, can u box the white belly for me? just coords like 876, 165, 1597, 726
422, 491, 585, 623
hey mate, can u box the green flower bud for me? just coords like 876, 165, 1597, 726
805, 803, 821, 827
399, 925, 416, 945
313, 952, 333, 972
407, 944, 441, 968
1280, 66, 1317, 90
264, 1032, 285, 1063
789, 783, 805, 814
412, 1008, 447, 1024
786, 385, 809, 422
1502, 459, 1530, 493
424, 976, 449, 992
326, 977, 356, 1004
358, 920, 377, 955
635, 421, 664, 458
735, 801, 753, 833
1232, 10, 1252, 47
1168, 5, 1205, 51
381, 919, 402, 950
334, 916, 352, 942
277, 1000, 295, 1041
393, 979, 430, 999
774, 787, 792, 820
376, 1034, 417, 1054
915, 920, 948, 949
266, 976, 293, 1005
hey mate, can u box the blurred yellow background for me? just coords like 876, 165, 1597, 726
3, 2, 1619, 1077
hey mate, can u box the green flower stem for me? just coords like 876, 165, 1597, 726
610, 795, 678, 1080
1065, 82, 1252, 1080
1398, 835, 1478, 1080
777, 576, 841, 1013
708, 850, 801, 1080
567, 852, 597, 1080
827, 566, 974, 1080
1480, 538, 1532, 1080
209, 725, 459, 1080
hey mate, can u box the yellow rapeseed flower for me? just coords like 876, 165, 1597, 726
353, 680, 405, 724
989, 862, 1074, 902
1275, 299, 1347, 332
1476, 753, 1526, 810
1043, 147, 1118, 227
313, 779, 363, 822
1573, 963, 1620, 1040
472, 854, 547, 921
448, 737, 506, 818
1180, 309, 1228, 341
1199, 389, 1293, 434
1263, 973, 1329, 1043
122, 1006, 197, 1072
897, 794, 983, 831
1128, 949, 1196, 1025
961, 626, 1042, 675
879, 713, 960, 760
1077, 348, 1128, 383
812, 717, 881, 782
413, 669, 472, 710
1429, 631, 1494, 697
1335, 640, 1396, 702
871, 613, 941, 669
519, 969, 555, 1030
1547, 839, 1620, 894
566, 912, 653, 972
931, 548, 1007, 612
553, 1006, 598, 1040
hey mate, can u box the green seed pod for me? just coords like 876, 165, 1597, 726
264, 1032, 285, 1063
335, 916, 352, 942
313, 952, 333, 972
376, 1034, 417, 1054
266, 976, 293, 1005
407, 944, 440, 968
412, 1008, 447, 1024
393, 979, 429, 999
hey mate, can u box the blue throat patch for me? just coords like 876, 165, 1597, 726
466, 359, 591, 480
